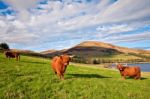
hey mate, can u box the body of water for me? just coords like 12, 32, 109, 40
111, 63, 150, 72
128, 63, 150, 72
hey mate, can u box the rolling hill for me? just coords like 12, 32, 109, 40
41, 41, 150, 56
10, 49, 46, 58
41, 41, 150, 63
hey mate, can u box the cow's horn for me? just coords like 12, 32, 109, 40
69, 55, 75, 58
115, 62, 118, 65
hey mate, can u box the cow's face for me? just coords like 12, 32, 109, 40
117, 64, 124, 71
60, 55, 71, 66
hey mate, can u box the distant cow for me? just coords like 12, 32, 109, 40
5, 51, 20, 61
117, 64, 141, 80
51, 55, 72, 80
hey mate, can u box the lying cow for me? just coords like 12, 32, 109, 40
51, 55, 72, 80
5, 51, 20, 61
117, 64, 141, 80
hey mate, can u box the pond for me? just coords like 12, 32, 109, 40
127, 63, 150, 72
111, 63, 150, 72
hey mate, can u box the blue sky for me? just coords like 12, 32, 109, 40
0, 0, 150, 51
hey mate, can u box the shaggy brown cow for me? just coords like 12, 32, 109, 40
5, 51, 20, 61
117, 64, 141, 80
51, 55, 72, 80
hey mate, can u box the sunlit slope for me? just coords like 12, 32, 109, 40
42, 41, 150, 63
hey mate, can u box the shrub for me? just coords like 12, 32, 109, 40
0, 42, 10, 51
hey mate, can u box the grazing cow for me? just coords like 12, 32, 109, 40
5, 51, 20, 61
117, 64, 141, 80
51, 55, 72, 80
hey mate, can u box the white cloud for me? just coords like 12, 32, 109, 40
100, 0, 149, 21
105, 31, 150, 43
3, 0, 42, 21
0, 0, 150, 50
96, 24, 134, 34
12, 20, 26, 29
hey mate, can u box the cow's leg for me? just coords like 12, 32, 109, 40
16, 57, 18, 61
134, 76, 138, 80
6, 56, 8, 60
52, 67, 57, 75
56, 72, 61, 79
122, 76, 126, 80
18, 55, 20, 61
120, 73, 126, 80
138, 72, 141, 80
61, 73, 65, 80
134, 74, 141, 80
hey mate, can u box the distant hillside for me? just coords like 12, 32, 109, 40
40, 49, 67, 58
40, 49, 58, 54
10, 49, 46, 58
72, 41, 150, 54
42, 41, 150, 56
41, 41, 150, 63
10, 49, 35, 53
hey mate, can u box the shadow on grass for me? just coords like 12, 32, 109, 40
67, 73, 112, 79
21, 60, 47, 65
125, 77, 147, 80
140, 77, 147, 80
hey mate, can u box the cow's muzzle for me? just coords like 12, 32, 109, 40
64, 63, 69, 66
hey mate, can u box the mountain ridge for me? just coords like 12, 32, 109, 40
41, 41, 150, 56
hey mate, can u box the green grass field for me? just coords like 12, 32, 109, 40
0, 53, 150, 99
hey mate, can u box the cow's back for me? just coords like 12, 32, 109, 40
124, 66, 140, 76
52, 56, 62, 72
52, 56, 59, 67
5, 51, 15, 57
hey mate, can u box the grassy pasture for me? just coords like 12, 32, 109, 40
0, 53, 150, 99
